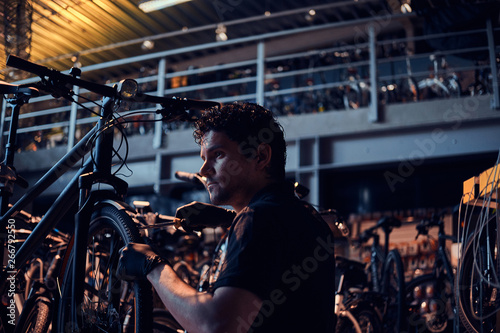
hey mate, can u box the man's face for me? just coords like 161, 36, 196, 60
199, 131, 261, 212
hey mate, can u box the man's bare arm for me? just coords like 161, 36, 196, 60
148, 263, 263, 333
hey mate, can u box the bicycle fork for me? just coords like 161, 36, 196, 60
69, 96, 117, 331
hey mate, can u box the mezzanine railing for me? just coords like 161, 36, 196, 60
1, 14, 499, 157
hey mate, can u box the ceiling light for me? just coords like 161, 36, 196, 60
400, 1, 412, 13
141, 40, 155, 50
138, 0, 192, 13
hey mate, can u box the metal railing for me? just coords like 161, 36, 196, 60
1, 15, 499, 157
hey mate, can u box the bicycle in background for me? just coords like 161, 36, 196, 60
357, 216, 406, 333
416, 53, 462, 100
334, 255, 383, 333
405, 215, 458, 333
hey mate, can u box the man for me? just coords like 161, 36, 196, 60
118, 102, 336, 332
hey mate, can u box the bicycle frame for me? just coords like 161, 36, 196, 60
369, 233, 385, 292
434, 221, 455, 286
0, 95, 122, 333
434, 225, 459, 333
362, 219, 395, 293
0, 123, 96, 278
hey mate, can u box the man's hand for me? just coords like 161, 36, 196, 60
175, 201, 236, 231
117, 243, 167, 280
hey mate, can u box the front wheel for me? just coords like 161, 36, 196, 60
406, 274, 455, 333
57, 204, 153, 332
14, 295, 52, 333
382, 249, 406, 333
336, 303, 382, 333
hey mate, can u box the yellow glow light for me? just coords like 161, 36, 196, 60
139, 0, 192, 13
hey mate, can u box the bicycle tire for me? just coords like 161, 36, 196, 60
14, 296, 52, 333
382, 249, 406, 333
336, 303, 382, 333
57, 204, 153, 333
406, 274, 454, 333
457, 214, 498, 333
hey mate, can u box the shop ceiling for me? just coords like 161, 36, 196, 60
0, 0, 497, 81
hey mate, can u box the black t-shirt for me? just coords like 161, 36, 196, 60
213, 182, 336, 332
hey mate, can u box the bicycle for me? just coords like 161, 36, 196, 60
467, 61, 494, 96
14, 225, 70, 333
405, 215, 458, 333
0, 55, 219, 332
416, 53, 462, 100
357, 216, 406, 333
0, 206, 62, 333
457, 160, 499, 333
334, 255, 383, 333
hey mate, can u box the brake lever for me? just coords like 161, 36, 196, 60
36, 78, 74, 100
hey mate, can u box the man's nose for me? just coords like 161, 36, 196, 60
199, 160, 211, 177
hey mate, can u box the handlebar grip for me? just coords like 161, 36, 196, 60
7, 55, 52, 77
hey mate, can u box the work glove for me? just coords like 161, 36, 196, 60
117, 242, 168, 280
175, 201, 236, 232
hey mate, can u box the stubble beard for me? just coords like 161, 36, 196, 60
208, 185, 232, 207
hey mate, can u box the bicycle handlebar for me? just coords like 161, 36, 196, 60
414, 215, 452, 241
357, 216, 401, 244
7, 55, 117, 97
6, 55, 221, 112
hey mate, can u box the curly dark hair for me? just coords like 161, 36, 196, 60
194, 102, 287, 180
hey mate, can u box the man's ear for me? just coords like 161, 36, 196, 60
256, 143, 272, 170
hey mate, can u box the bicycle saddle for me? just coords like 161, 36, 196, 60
0, 80, 39, 96
376, 216, 401, 232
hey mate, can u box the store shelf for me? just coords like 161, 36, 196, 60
462, 164, 499, 208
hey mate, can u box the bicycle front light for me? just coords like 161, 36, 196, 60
118, 79, 139, 99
